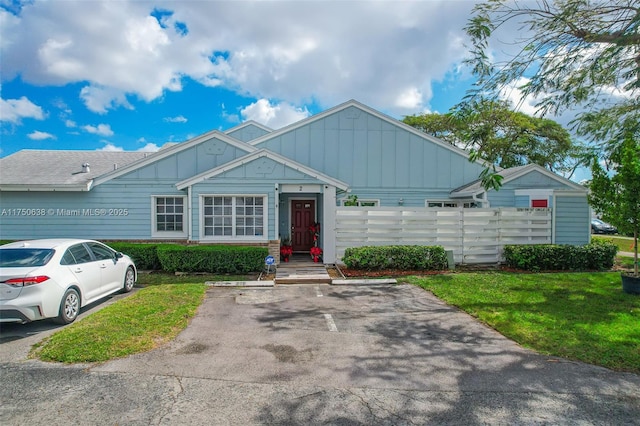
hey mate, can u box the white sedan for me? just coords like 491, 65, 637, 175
0, 239, 137, 324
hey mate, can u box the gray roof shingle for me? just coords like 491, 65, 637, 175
0, 150, 151, 189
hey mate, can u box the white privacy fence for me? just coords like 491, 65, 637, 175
334, 207, 552, 264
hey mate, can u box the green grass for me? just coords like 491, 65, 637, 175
618, 257, 638, 269
406, 272, 640, 373
32, 284, 206, 363
593, 235, 636, 252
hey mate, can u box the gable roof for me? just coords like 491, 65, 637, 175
224, 120, 273, 135
92, 130, 256, 187
0, 150, 149, 191
249, 99, 484, 165
450, 163, 587, 197
176, 148, 349, 191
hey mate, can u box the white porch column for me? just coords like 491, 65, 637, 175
322, 185, 337, 264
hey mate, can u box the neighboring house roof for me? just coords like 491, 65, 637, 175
450, 163, 587, 198
0, 150, 150, 191
93, 130, 256, 187
176, 149, 349, 191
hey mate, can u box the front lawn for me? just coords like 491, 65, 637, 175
592, 235, 636, 253
406, 272, 640, 373
32, 284, 206, 363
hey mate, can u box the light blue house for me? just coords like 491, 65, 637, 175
0, 100, 590, 263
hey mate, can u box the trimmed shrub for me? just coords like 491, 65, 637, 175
156, 245, 267, 273
342, 245, 448, 271
503, 241, 617, 272
107, 243, 162, 271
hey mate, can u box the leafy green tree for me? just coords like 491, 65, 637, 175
463, 0, 639, 189
589, 125, 640, 276
403, 99, 589, 178
465, 0, 639, 133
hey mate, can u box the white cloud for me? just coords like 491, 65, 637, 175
498, 76, 630, 129
499, 77, 541, 117
164, 115, 187, 123
395, 87, 424, 110
83, 123, 114, 136
137, 142, 160, 152
0, 96, 45, 123
65, 119, 77, 128
240, 99, 309, 129
0, 1, 476, 116
28, 130, 55, 140
98, 143, 124, 152
80, 85, 132, 114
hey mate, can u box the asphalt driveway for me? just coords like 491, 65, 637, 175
2, 283, 640, 425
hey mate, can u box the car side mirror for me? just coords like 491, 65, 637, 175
115, 252, 124, 260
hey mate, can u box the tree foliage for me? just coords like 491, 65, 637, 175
588, 125, 640, 275
403, 99, 588, 178
465, 0, 640, 143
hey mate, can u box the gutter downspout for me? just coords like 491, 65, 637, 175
188, 186, 193, 242
551, 192, 556, 244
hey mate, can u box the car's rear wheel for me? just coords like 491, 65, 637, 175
54, 288, 80, 324
122, 266, 135, 293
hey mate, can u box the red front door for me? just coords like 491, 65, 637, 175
291, 200, 315, 252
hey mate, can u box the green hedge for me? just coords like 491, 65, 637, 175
107, 243, 162, 271
342, 245, 448, 271
503, 241, 618, 272
156, 244, 268, 273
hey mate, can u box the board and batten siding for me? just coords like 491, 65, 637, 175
488, 170, 582, 208
226, 125, 271, 143
120, 139, 249, 181
553, 193, 590, 245
254, 106, 487, 201
0, 183, 185, 240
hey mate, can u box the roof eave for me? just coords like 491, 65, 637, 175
176, 149, 349, 191
449, 190, 481, 198
0, 181, 93, 192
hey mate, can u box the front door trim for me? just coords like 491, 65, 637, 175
290, 198, 316, 252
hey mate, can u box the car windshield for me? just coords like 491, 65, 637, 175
0, 249, 55, 267
592, 220, 604, 225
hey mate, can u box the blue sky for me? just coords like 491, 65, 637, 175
0, 0, 479, 157
0, 0, 589, 181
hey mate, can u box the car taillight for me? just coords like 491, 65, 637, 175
4, 276, 50, 286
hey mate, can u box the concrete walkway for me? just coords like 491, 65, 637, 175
275, 259, 331, 284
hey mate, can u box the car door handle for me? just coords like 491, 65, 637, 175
74, 268, 83, 273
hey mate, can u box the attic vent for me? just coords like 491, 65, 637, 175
82, 163, 90, 173
113, 163, 118, 170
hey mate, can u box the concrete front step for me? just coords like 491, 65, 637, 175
275, 264, 331, 284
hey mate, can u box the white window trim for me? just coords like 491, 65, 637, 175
151, 195, 188, 239
339, 198, 380, 207
199, 194, 268, 242
515, 189, 553, 207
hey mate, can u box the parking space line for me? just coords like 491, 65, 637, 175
323, 313, 338, 332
